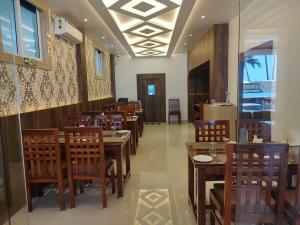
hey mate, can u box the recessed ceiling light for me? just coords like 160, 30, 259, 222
101, 36, 106, 39
189, 33, 193, 37
84, 18, 88, 22
201, 15, 206, 19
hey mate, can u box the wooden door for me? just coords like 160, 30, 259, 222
137, 74, 166, 122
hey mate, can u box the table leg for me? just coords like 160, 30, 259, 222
197, 168, 206, 225
125, 141, 131, 177
188, 156, 195, 207
116, 148, 123, 198
131, 124, 137, 154
135, 121, 139, 145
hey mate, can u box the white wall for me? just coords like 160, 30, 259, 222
115, 54, 188, 121
228, 0, 300, 144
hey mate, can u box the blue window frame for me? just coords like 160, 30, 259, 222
0, 0, 41, 59
95, 49, 104, 76
0, 0, 18, 54
20, 0, 40, 58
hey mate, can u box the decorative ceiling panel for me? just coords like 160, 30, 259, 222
132, 39, 167, 49
89, 0, 195, 57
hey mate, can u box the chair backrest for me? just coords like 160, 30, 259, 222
169, 98, 180, 112
194, 120, 230, 142
238, 119, 271, 142
126, 103, 137, 116
81, 111, 101, 122
101, 104, 116, 112
95, 114, 111, 130
130, 100, 142, 109
65, 115, 92, 127
22, 129, 61, 180
224, 143, 288, 224
64, 127, 105, 178
111, 114, 123, 130
104, 111, 127, 129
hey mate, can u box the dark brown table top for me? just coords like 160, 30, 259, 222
186, 142, 298, 167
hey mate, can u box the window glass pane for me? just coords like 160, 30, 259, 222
95, 49, 103, 75
20, 0, 40, 58
0, 0, 18, 54
241, 52, 277, 113
148, 84, 155, 96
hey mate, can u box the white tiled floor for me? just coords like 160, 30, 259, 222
10, 123, 199, 225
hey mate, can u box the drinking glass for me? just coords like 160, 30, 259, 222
210, 142, 217, 159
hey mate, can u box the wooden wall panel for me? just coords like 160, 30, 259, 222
187, 24, 229, 102
19, 98, 114, 130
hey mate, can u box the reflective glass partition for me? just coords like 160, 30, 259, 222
235, 0, 300, 224
0, 0, 29, 223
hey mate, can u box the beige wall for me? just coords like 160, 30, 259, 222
84, 36, 112, 101
0, 11, 79, 117
228, 0, 300, 144
0, 10, 113, 117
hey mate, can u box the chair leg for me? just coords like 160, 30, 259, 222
111, 168, 116, 194
68, 177, 75, 208
58, 179, 65, 210
79, 182, 84, 194
179, 113, 181, 124
73, 181, 77, 195
100, 176, 107, 208
210, 210, 215, 225
25, 181, 33, 212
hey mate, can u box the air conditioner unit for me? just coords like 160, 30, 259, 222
54, 18, 82, 44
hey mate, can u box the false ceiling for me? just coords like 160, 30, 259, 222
89, 0, 195, 57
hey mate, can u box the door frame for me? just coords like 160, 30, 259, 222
136, 73, 166, 122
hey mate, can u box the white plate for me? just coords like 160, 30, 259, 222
193, 155, 213, 163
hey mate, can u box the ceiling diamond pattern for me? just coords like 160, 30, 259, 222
98, 0, 182, 57
108, 0, 178, 21
124, 22, 171, 38
132, 39, 167, 49
137, 49, 165, 56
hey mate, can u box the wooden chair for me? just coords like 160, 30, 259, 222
194, 120, 230, 142
238, 119, 272, 142
127, 102, 139, 116
168, 98, 181, 123
101, 104, 116, 112
284, 152, 300, 225
111, 114, 123, 130
64, 127, 115, 208
65, 115, 93, 127
95, 114, 111, 130
104, 111, 127, 129
129, 100, 142, 110
22, 129, 65, 211
81, 111, 101, 123
210, 143, 288, 225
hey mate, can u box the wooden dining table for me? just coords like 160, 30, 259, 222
186, 141, 299, 225
59, 130, 131, 198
